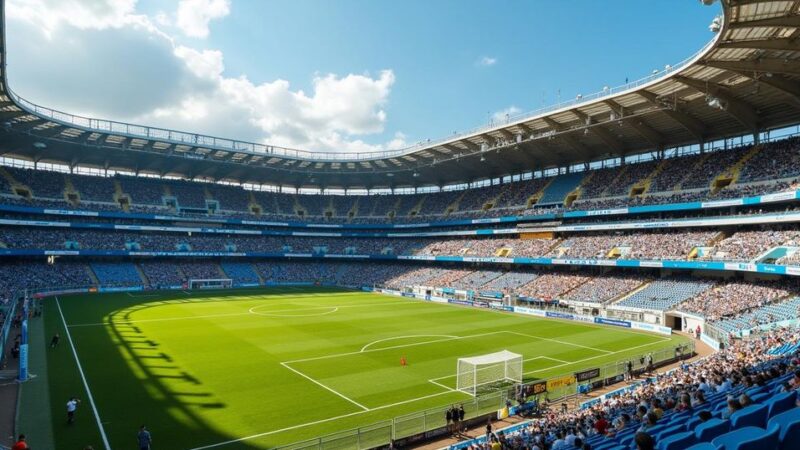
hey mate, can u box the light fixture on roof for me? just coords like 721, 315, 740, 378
709, 16, 722, 33
33, 142, 47, 149
386, 173, 394, 177
480, 155, 486, 162
412, 172, 419, 177
700, 0, 717, 5
706, 94, 727, 110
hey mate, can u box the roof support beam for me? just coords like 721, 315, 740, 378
674, 75, 760, 132
603, 99, 665, 147
496, 128, 515, 141
11, 119, 45, 133
704, 63, 800, 108
704, 59, 800, 77
516, 123, 533, 139
541, 117, 590, 154
571, 110, 625, 153
35, 126, 66, 138
458, 140, 480, 152
717, 37, 799, 51
638, 91, 707, 141
728, 15, 800, 29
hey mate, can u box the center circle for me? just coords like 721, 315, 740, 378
248, 305, 339, 317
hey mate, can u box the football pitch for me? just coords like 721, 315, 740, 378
21, 287, 688, 449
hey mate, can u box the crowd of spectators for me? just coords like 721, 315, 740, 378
553, 231, 716, 260
474, 326, 800, 450
518, 273, 592, 302
678, 279, 800, 322
561, 275, 648, 305
0, 136, 797, 224
709, 229, 800, 261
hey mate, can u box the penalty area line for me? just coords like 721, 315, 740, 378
279, 362, 370, 412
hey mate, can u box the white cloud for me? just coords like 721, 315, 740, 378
477, 56, 497, 67
6, 0, 405, 154
492, 106, 521, 123
175, 0, 230, 38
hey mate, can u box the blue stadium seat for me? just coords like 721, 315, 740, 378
657, 431, 696, 450
694, 418, 730, 441
766, 391, 796, 418
711, 426, 764, 450
768, 408, 800, 447
685, 444, 717, 450
778, 418, 800, 450
655, 425, 684, 442
731, 404, 768, 428
685, 416, 702, 432
736, 424, 779, 450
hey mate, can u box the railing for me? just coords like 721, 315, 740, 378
0, 299, 17, 365
5, 28, 720, 163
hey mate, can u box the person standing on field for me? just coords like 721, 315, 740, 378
138, 425, 152, 450
66, 397, 80, 424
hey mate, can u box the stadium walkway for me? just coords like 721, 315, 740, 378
417, 332, 714, 450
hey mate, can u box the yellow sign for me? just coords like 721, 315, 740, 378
546, 375, 576, 391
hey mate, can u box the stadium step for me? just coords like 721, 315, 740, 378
674, 153, 712, 191
135, 263, 151, 287
629, 159, 668, 197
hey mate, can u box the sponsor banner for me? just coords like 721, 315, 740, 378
32, 288, 90, 298
98, 286, 143, 293
361, 286, 374, 292
701, 199, 743, 208
639, 261, 664, 268
760, 191, 797, 202
575, 368, 600, 382
473, 300, 490, 308
724, 262, 757, 272
572, 314, 595, 323
514, 306, 546, 317
787, 266, 800, 276
630, 321, 672, 336
401, 292, 416, 298
479, 291, 504, 299
448, 299, 474, 307
546, 311, 574, 320
530, 381, 547, 395
594, 317, 631, 328
18, 343, 28, 381
700, 333, 721, 351
546, 375, 576, 391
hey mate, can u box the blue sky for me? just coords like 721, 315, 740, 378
6, 0, 718, 153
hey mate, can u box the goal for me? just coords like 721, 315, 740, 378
188, 278, 233, 290
456, 350, 523, 396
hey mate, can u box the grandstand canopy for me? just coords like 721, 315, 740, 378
1, 0, 800, 190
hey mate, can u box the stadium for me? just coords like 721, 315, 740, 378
1, 0, 800, 449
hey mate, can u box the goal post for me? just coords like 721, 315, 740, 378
187, 278, 233, 290
456, 350, 523, 396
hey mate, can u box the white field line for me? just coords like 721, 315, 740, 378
282, 331, 508, 365
360, 334, 459, 353
522, 337, 674, 376
125, 292, 159, 298
249, 306, 339, 318
56, 297, 112, 450
427, 378, 462, 394
67, 300, 415, 327
279, 362, 369, 412
506, 330, 614, 354
187, 390, 464, 450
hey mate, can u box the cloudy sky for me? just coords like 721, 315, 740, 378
5, 0, 717, 153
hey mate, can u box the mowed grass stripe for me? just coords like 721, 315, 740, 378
44, 287, 687, 449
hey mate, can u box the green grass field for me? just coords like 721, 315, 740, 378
21, 287, 688, 449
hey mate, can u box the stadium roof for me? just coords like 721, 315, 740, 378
1, 0, 800, 190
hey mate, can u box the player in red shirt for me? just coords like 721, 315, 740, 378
400, 356, 407, 366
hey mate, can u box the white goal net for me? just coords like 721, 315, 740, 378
456, 350, 523, 396
188, 278, 233, 290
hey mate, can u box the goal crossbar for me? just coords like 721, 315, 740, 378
456, 350, 522, 396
